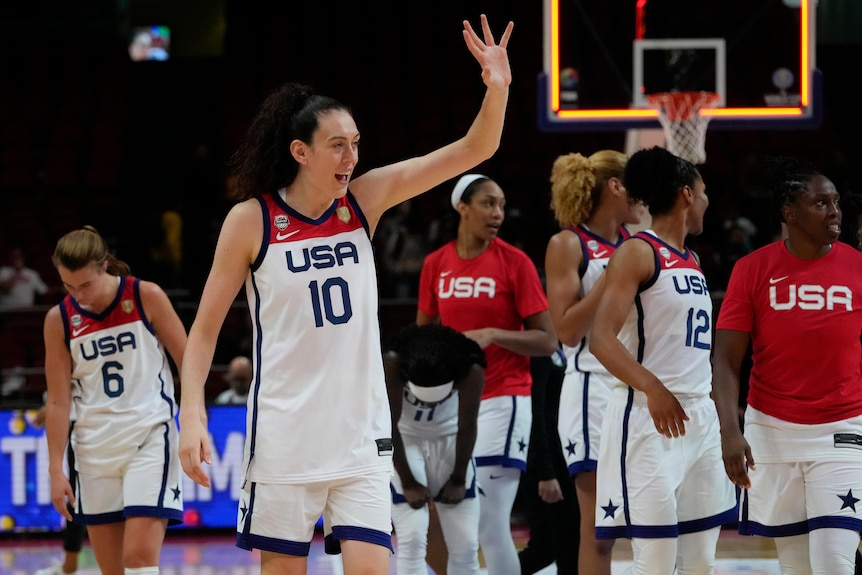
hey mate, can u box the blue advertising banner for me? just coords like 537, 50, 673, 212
0, 406, 248, 532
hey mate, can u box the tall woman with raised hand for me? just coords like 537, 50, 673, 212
177, 14, 513, 575
544, 150, 643, 574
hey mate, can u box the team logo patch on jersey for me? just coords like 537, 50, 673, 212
337, 206, 350, 223
587, 239, 599, 252
70, 314, 82, 327
834, 433, 862, 449
376, 437, 393, 456
274, 214, 289, 231
121, 299, 134, 313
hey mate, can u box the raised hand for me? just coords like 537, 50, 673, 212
462, 14, 514, 90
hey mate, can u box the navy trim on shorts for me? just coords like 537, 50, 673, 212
325, 525, 393, 555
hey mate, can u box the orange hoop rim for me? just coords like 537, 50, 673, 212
646, 91, 721, 121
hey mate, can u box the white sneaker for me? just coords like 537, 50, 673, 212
33, 564, 75, 575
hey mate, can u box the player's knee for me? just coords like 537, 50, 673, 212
448, 552, 481, 574
395, 526, 428, 557
595, 537, 615, 557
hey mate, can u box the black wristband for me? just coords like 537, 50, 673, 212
448, 474, 465, 486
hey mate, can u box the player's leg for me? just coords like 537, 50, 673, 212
73, 469, 125, 574
340, 541, 391, 575
675, 527, 721, 575
122, 516, 168, 569
328, 471, 393, 575
121, 422, 182, 569
810, 529, 859, 574
425, 504, 449, 574
391, 436, 435, 574
86, 522, 126, 574
476, 464, 521, 575
575, 470, 612, 575
804, 458, 862, 574
237, 482, 323, 574
259, 551, 309, 575
473, 395, 531, 575
629, 537, 678, 575
436, 497, 481, 574
59, 521, 86, 574
774, 534, 812, 575
391, 501, 431, 574
560, 371, 613, 574
674, 400, 738, 575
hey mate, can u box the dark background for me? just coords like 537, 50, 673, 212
1, 1, 858, 280
0, 0, 859, 401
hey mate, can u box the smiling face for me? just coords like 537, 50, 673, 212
296, 109, 360, 199
460, 180, 506, 242
783, 174, 841, 246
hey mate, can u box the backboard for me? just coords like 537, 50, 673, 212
539, 0, 821, 132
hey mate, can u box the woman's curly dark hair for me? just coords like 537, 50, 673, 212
386, 324, 485, 386
229, 83, 351, 201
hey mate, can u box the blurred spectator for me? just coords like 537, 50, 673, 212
711, 214, 757, 291
0, 247, 48, 310
150, 207, 184, 290
1, 365, 26, 398
214, 355, 252, 405
722, 214, 757, 244
377, 200, 430, 299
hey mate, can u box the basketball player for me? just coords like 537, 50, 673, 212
544, 150, 643, 575
713, 156, 862, 573
589, 146, 737, 572
43, 226, 187, 575
384, 323, 485, 575
416, 174, 557, 575
176, 14, 514, 575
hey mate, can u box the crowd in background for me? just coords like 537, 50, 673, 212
0, 2, 858, 404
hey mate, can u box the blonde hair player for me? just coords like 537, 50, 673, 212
545, 150, 643, 574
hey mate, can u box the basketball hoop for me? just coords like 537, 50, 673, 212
646, 91, 721, 165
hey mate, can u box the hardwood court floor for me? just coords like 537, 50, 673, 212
1, 526, 797, 574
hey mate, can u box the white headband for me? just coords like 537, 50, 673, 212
407, 380, 454, 405
451, 174, 488, 210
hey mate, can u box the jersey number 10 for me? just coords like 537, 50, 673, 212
308, 278, 353, 327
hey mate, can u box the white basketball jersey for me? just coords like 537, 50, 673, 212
243, 191, 392, 484
563, 225, 631, 375
397, 389, 459, 438
613, 231, 713, 398
60, 277, 177, 464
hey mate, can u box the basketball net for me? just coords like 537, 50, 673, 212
646, 91, 721, 165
